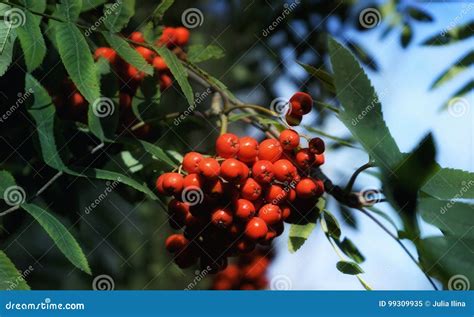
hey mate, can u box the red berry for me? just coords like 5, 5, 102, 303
165, 234, 188, 253
211, 208, 233, 228
237, 136, 259, 163
156, 174, 165, 194
125, 64, 145, 81
220, 158, 244, 182
159, 74, 173, 90
258, 139, 282, 162
129, 31, 145, 43
94, 47, 117, 64
183, 173, 204, 189
309, 137, 325, 154
174, 27, 190, 46
152, 56, 168, 72
182, 152, 203, 174
280, 204, 292, 220
198, 158, 220, 179
315, 154, 325, 166
285, 112, 303, 126
273, 159, 297, 182
295, 178, 324, 198
157, 27, 177, 48
289, 92, 313, 115
279, 129, 300, 150
240, 178, 262, 201
245, 217, 268, 240
168, 199, 189, 222
216, 133, 240, 158
136, 46, 155, 63
295, 148, 315, 170
234, 199, 256, 221
162, 172, 184, 195
258, 204, 282, 225
264, 184, 287, 205
239, 162, 250, 181
207, 179, 225, 197
236, 239, 255, 253
252, 160, 274, 184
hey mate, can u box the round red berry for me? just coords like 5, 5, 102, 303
216, 133, 240, 158
240, 178, 262, 201
273, 159, 297, 182
165, 234, 188, 253
264, 184, 288, 205
309, 137, 325, 154
245, 217, 268, 240
237, 136, 259, 163
258, 204, 282, 225
182, 152, 203, 173
162, 173, 184, 195
198, 158, 220, 179
296, 178, 324, 198
211, 208, 233, 228
258, 139, 282, 162
295, 148, 315, 170
279, 129, 300, 150
220, 158, 244, 182
234, 199, 256, 221
252, 160, 274, 184
290, 92, 312, 115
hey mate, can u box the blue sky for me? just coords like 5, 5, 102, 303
269, 1, 473, 290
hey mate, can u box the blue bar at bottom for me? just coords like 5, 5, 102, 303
0, 291, 472, 316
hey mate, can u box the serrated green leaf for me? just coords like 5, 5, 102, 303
104, 33, 153, 75
17, 1, 47, 72
188, 44, 225, 63
154, 0, 174, 22
288, 198, 324, 252
407, 7, 433, 22
0, 170, 18, 201
22, 203, 91, 274
0, 250, 30, 290
419, 198, 474, 238
322, 210, 341, 240
155, 46, 194, 105
0, 4, 17, 76
82, 0, 106, 11
119, 137, 176, 168
25, 74, 157, 200
346, 40, 378, 72
103, 0, 135, 32
328, 37, 402, 170
297, 62, 336, 93
336, 261, 364, 275
57, 0, 83, 21
423, 21, 474, 46
431, 50, 473, 89
55, 22, 100, 104
337, 238, 365, 264
422, 166, 474, 200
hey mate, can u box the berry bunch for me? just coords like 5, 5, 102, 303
211, 248, 273, 290
285, 92, 313, 126
158, 107, 326, 272
53, 27, 190, 136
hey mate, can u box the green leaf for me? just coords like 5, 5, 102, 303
0, 250, 30, 290
423, 21, 474, 46
431, 50, 473, 89
297, 62, 336, 93
328, 37, 402, 170
82, 0, 106, 11
22, 203, 91, 274
337, 238, 365, 264
155, 46, 194, 105
16, 0, 47, 71
188, 44, 225, 63
154, 0, 175, 22
422, 167, 474, 200
57, 0, 83, 21
104, 33, 153, 75
103, 0, 135, 32
400, 24, 413, 48
421, 236, 474, 290
419, 198, 474, 239
131, 76, 161, 121
346, 40, 378, 72
407, 7, 433, 22
119, 137, 176, 168
336, 261, 364, 275
288, 198, 324, 253
322, 210, 341, 240
55, 22, 100, 104
0, 170, 17, 199
0, 4, 17, 76
441, 80, 474, 111
25, 74, 158, 200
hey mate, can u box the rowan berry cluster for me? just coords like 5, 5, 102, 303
53, 27, 190, 137
157, 100, 326, 272
211, 248, 273, 290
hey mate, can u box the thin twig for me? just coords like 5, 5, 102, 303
345, 162, 375, 193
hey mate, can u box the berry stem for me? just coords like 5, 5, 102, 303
344, 162, 375, 193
